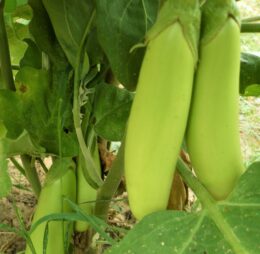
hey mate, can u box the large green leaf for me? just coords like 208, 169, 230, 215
93, 83, 134, 141
0, 90, 24, 139
4, 131, 45, 156
7, 29, 27, 66
4, 0, 28, 12
86, 28, 105, 67
15, 67, 78, 156
42, 0, 95, 73
5, 21, 28, 66
17, 0, 28, 5
96, 0, 160, 90
28, 0, 67, 66
15, 66, 50, 139
20, 39, 42, 69
4, 0, 17, 13
107, 162, 260, 254
3, 4, 32, 65
40, 65, 78, 156
240, 52, 260, 96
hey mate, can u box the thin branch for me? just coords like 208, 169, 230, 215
36, 157, 49, 173
72, 10, 103, 188
95, 138, 125, 220
10, 157, 26, 176
20, 155, 41, 198
242, 15, 260, 23
241, 23, 260, 33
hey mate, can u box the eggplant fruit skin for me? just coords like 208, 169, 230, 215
125, 22, 195, 220
186, 18, 245, 200
25, 169, 76, 254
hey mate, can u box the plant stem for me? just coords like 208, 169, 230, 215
94, 138, 125, 220
37, 157, 49, 173
241, 23, 260, 33
11, 65, 20, 70
20, 155, 41, 198
10, 157, 26, 176
177, 158, 249, 254
242, 15, 260, 23
0, 1, 16, 90
72, 10, 102, 188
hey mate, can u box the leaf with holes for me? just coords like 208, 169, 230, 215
106, 162, 260, 254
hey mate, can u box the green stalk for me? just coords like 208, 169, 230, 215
242, 15, 260, 23
177, 158, 249, 254
72, 10, 103, 189
0, 0, 15, 90
37, 157, 49, 173
241, 23, 260, 33
94, 139, 125, 220
10, 157, 26, 176
21, 155, 41, 198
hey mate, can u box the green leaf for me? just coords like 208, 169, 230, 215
244, 84, 260, 97
12, 3, 32, 20
93, 83, 134, 141
5, 22, 28, 66
4, 131, 45, 156
17, 0, 28, 6
107, 162, 260, 254
4, 0, 28, 13
28, 0, 67, 66
240, 52, 260, 96
3, 4, 32, 66
29, 211, 114, 245
15, 67, 78, 156
227, 161, 260, 203
42, 0, 95, 74
20, 39, 42, 69
15, 67, 50, 138
96, 0, 159, 90
40, 65, 78, 157
86, 28, 105, 67
0, 90, 24, 139
4, 0, 17, 13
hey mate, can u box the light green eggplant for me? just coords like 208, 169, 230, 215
186, 0, 245, 200
125, 0, 200, 219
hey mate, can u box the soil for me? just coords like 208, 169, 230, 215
0, 161, 36, 254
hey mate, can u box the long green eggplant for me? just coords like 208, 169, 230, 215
125, 0, 200, 219
25, 160, 76, 254
186, 0, 245, 200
